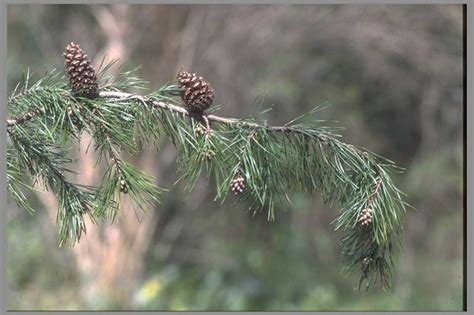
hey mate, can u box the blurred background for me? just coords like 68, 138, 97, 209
7, 4, 464, 311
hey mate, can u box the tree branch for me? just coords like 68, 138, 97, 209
7, 107, 45, 127
99, 90, 327, 139
7, 77, 406, 288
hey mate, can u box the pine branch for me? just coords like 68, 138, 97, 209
7, 107, 46, 127
7, 63, 408, 289
101, 90, 327, 140
98, 89, 407, 289
8, 123, 95, 245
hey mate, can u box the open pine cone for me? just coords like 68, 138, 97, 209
359, 208, 374, 226
177, 71, 215, 113
231, 172, 246, 195
63, 42, 99, 99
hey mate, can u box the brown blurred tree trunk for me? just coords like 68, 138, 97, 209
38, 5, 162, 308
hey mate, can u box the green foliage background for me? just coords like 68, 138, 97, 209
7, 4, 464, 311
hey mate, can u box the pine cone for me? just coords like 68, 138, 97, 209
358, 208, 374, 226
231, 172, 246, 195
63, 42, 99, 99
120, 179, 129, 194
177, 71, 214, 113
194, 123, 206, 136
66, 105, 83, 129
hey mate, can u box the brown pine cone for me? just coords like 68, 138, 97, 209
177, 71, 214, 113
63, 42, 99, 99
231, 173, 246, 195
358, 208, 374, 226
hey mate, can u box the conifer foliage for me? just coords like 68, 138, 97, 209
6, 43, 408, 290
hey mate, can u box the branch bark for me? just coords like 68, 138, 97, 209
99, 90, 326, 137
7, 108, 45, 127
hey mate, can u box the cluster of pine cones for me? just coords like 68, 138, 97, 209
120, 179, 129, 194
230, 172, 246, 195
358, 208, 374, 226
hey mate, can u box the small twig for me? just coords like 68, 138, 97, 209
110, 146, 123, 175
106, 134, 129, 194
7, 107, 45, 127
358, 177, 383, 227
367, 177, 383, 208
98, 119, 128, 193
202, 115, 211, 135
